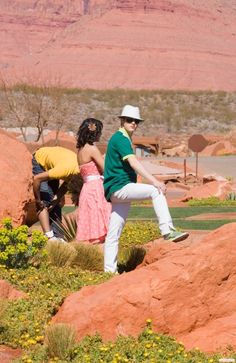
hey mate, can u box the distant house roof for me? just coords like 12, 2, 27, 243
132, 136, 159, 145
132, 136, 159, 153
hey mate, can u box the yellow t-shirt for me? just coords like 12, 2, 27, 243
34, 146, 79, 180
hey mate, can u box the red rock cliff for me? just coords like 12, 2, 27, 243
0, 0, 236, 90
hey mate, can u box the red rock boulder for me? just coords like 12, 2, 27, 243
0, 129, 32, 226
0, 346, 22, 363
181, 180, 233, 202
0, 280, 26, 300
52, 223, 236, 352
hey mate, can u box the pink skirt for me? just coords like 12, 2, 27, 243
76, 179, 111, 243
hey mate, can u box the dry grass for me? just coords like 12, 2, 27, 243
45, 323, 77, 360
118, 246, 146, 273
71, 241, 104, 271
45, 241, 77, 267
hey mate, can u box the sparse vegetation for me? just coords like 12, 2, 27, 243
187, 196, 236, 206
1, 86, 236, 139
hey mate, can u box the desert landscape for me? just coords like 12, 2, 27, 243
0, 1, 236, 363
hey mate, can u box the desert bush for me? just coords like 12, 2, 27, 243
45, 241, 77, 267
71, 242, 104, 271
1, 87, 236, 138
0, 218, 47, 268
118, 246, 146, 273
45, 323, 77, 360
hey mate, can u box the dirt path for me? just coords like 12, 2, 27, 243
159, 155, 236, 180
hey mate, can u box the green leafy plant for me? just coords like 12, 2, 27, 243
120, 221, 160, 248
53, 213, 77, 242
0, 218, 47, 268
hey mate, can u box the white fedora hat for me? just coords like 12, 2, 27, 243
119, 105, 144, 121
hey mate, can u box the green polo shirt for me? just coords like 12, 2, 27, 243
104, 128, 137, 201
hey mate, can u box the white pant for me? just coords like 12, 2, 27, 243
104, 183, 174, 272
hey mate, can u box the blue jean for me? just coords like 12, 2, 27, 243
32, 156, 62, 237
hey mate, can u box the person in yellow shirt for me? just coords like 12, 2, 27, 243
32, 146, 79, 241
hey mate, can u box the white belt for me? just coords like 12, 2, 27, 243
84, 175, 103, 182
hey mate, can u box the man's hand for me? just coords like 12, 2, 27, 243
35, 200, 46, 214
47, 195, 59, 212
153, 180, 167, 194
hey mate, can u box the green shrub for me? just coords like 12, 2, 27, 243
188, 196, 236, 206
120, 221, 160, 248
0, 218, 47, 268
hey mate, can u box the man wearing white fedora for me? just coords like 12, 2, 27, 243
103, 105, 189, 273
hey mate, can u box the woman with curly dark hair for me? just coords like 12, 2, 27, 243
76, 118, 111, 244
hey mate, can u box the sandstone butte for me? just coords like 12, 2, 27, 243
52, 223, 236, 353
0, 0, 236, 91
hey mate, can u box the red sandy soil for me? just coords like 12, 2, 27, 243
0, 0, 236, 90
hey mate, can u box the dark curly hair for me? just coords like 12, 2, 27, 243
76, 118, 103, 148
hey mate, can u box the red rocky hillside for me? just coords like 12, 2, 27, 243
0, 0, 236, 90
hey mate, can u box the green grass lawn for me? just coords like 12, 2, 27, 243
63, 205, 236, 231
128, 205, 236, 219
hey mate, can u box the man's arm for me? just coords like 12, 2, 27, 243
33, 171, 50, 212
127, 156, 166, 194
33, 171, 51, 233
47, 181, 68, 211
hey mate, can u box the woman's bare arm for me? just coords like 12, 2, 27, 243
90, 145, 105, 173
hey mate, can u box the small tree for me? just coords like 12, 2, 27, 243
0, 74, 70, 143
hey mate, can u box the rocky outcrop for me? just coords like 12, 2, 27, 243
52, 223, 236, 352
200, 140, 236, 156
0, 1, 236, 90
0, 280, 26, 299
0, 129, 32, 226
181, 180, 233, 201
0, 346, 22, 363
